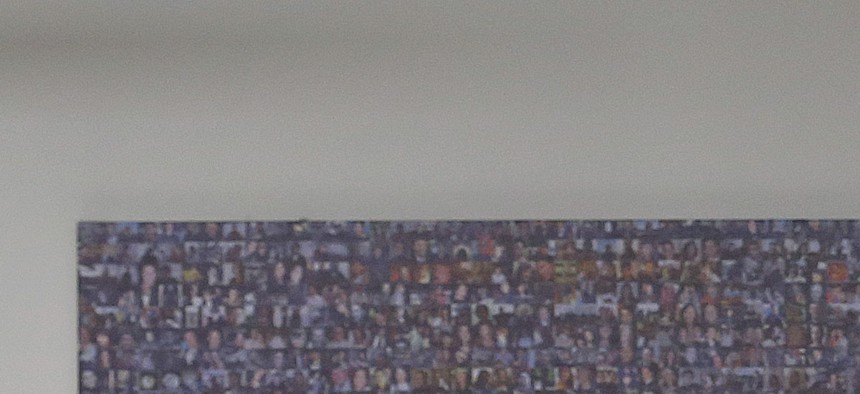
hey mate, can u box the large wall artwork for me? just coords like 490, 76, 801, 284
78, 220, 860, 393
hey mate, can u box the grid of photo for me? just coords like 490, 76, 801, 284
78, 220, 860, 393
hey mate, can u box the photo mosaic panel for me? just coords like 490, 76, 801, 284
78, 220, 860, 393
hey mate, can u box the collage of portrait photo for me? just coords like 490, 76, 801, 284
78, 220, 860, 393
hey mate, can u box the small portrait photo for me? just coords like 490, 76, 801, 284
536, 258, 555, 282
449, 367, 470, 392
408, 368, 432, 392
219, 241, 245, 263
430, 368, 454, 391
616, 281, 639, 307
412, 264, 432, 285
350, 261, 370, 286
350, 368, 371, 392
431, 263, 453, 285
221, 223, 247, 241
184, 242, 208, 265
567, 366, 595, 391
329, 367, 352, 392
391, 367, 411, 392
125, 242, 152, 264
241, 240, 271, 265
467, 367, 493, 391
451, 283, 471, 304
113, 369, 132, 390
595, 366, 619, 391
783, 368, 815, 390
459, 262, 494, 286
389, 264, 413, 283
427, 285, 452, 305
370, 368, 391, 392
617, 366, 639, 391
154, 241, 184, 264
137, 372, 160, 391
80, 369, 100, 392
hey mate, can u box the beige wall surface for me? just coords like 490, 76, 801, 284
1, 2, 859, 391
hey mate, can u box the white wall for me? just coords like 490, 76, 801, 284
1, 2, 859, 391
